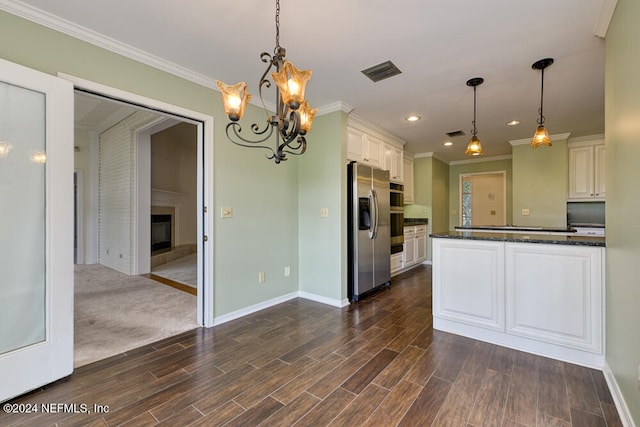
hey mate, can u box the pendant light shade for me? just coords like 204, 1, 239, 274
531, 58, 554, 148
465, 77, 484, 156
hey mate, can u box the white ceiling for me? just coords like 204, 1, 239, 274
5, 0, 611, 162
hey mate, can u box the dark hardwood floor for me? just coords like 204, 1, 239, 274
2, 265, 623, 426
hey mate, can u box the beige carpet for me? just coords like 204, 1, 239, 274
152, 253, 197, 288
74, 264, 198, 368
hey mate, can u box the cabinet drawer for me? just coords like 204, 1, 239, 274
415, 225, 427, 235
404, 226, 415, 238
391, 253, 403, 271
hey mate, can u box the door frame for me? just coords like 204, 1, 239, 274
459, 170, 507, 226
60, 73, 215, 328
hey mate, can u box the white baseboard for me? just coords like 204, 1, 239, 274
212, 292, 298, 326
298, 291, 349, 308
603, 361, 637, 427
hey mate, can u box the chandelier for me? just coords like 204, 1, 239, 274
465, 77, 484, 156
531, 58, 554, 148
216, 0, 317, 164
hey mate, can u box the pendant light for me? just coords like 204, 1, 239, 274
465, 77, 484, 156
531, 58, 554, 148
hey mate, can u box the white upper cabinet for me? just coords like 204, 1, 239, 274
384, 143, 403, 183
403, 155, 414, 204
568, 138, 605, 200
347, 127, 384, 169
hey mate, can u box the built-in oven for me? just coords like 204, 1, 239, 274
390, 182, 404, 254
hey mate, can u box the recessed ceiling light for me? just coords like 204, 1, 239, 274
444, 141, 453, 146
506, 120, 521, 126
405, 115, 421, 122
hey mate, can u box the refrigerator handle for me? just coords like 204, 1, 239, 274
370, 189, 379, 239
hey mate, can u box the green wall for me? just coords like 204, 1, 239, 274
512, 139, 568, 228
298, 111, 348, 303
0, 11, 307, 317
605, 0, 640, 421
406, 155, 449, 261
448, 158, 513, 229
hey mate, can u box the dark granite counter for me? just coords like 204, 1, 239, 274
431, 230, 606, 247
455, 225, 574, 233
404, 218, 428, 226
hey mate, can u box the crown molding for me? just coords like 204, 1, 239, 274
567, 133, 605, 144
347, 112, 407, 147
414, 152, 434, 159
0, 0, 219, 89
509, 133, 572, 146
449, 154, 513, 166
594, 0, 618, 38
318, 101, 354, 116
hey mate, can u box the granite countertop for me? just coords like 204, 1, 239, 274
430, 230, 606, 247
454, 225, 574, 233
404, 218, 428, 225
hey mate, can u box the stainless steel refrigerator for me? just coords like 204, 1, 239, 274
348, 162, 391, 302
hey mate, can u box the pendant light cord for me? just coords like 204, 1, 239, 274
538, 67, 545, 126
472, 85, 478, 137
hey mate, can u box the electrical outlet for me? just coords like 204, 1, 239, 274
320, 208, 329, 218
521, 208, 530, 216
284, 266, 291, 277
258, 272, 265, 283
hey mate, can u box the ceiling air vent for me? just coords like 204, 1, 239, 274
445, 130, 466, 138
361, 60, 402, 82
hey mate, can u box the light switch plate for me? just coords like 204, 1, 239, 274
221, 207, 233, 218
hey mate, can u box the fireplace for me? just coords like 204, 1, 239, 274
151, 214, 172, 254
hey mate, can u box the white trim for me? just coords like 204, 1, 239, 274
567, 134, 606, 146
0, 0, 216, 89
318, 101, 354, 116
459, 170, 507, 227
298, 291, 349, 308
435, 318, 605, 368
594, 0, 619, 38
414, 152, 435, 159
603, 361, 636, 427
59, 72, 216, 328
213, 293, 299, 326
347, 112, 407, 148
509, 133, 571, 146
450, 154, 513, 166
74, 169, 84, 265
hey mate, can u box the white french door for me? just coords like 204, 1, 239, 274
0, 59, 74, 402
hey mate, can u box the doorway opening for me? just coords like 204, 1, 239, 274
70, 81, 213, 367
460, 171, 507, 227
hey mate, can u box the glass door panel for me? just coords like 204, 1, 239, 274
0, 81, 46, 355
0, 58, 73, 403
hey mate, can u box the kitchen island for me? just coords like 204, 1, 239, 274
430, 230, 605, 367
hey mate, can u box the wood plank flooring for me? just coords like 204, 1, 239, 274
1, 265, 623, 426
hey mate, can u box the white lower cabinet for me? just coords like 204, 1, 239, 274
433, 239, 505, 331
505, 243, 603, 354
432, 238, 604, 366
391, 224, 427, 276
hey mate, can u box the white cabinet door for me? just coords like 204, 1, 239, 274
0, 59, 74, 402
594, 144, 606, 199
568, 145, 594, 199
505, 243, 603, 353
365, 134, 384, 168
403, 156, 414, 204
433, 239, 505, 331
384, 143, 403, 182
415, 233, 426, 262
402, 231, 416, 268
347, 127, 366, 163
568, 143, 605, 200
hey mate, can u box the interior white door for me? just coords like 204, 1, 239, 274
0, 59, 74, 402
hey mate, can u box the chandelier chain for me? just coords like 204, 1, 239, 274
275, 0, 280, 52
